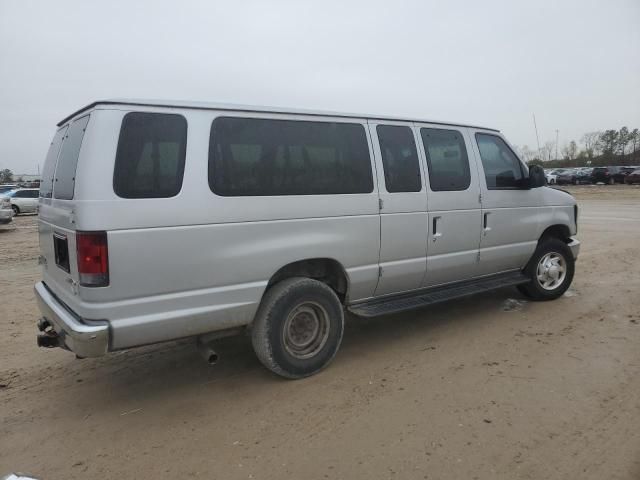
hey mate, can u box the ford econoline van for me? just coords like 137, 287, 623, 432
35, 99, 579, 378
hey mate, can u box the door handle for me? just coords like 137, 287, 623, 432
483, 212, 492, 235
432, 216, 442, 242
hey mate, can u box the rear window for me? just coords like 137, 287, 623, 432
376, 125, 421, 193
113, 113, 187, 199
208, 117, 373, 196
420, 128, 471, 191
54, 115, 90, 200
40, 126, 68, 198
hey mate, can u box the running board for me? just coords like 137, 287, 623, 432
348, 271, 529, 318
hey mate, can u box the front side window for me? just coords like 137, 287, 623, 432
376, 125, 421, 193
113, 113, 187, 199
420, 128, 471, 191
475, 133, 525, 189
209, 117, 373, 196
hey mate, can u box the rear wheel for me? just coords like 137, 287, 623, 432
251, 277, 344, 379
518, 237, 575, 300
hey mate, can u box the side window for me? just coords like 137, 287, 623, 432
420, 128, 471, 191
40, 126, 68, 198
209, 117, 373, 196
475, 133, 525, 189
14, 191, 26, 198
27, 190, 39, 198
376, 125, 421, 193
113, 112, 187, 199
54, 115, 90, 200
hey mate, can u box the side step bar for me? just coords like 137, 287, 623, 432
348, 271, 530, 318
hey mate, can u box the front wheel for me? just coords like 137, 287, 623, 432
251, 277, 344, 379
518, 238, 575, 300
11, 205, 19, 216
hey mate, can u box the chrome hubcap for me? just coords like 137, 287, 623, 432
282, 302, 330, 359
536, 252, 567, 291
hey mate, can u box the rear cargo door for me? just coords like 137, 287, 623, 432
38, 115, 90, 299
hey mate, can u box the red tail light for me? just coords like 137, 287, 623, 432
76, 231, 109, 287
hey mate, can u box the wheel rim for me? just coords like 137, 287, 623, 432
282, 302, 330, 359
536, 252, 567, 291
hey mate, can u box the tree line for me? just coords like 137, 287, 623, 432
516, 127, 640, 168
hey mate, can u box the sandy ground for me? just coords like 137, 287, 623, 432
1, 185, 639, 480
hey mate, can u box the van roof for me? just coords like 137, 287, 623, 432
57, 99, 500, 132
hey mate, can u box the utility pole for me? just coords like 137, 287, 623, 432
555, 129, 559, 161
533, 114, 541, 158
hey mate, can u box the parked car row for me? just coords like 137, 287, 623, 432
544, 166, 640, 185
0, 187, 40, 218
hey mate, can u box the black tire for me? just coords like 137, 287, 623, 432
251, 277, 344, 379
608, 177, 614, 185
518, 237, 575, 301
11, 205, 19, 216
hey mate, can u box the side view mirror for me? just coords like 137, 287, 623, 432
527, 165, 546, 188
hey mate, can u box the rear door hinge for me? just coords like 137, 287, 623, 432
478, 193, 482, 204
476, 251, 481, 263
378, 198, 384, 211
378, 266, 383, 277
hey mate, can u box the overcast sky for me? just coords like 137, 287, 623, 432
1, 0, 639, 174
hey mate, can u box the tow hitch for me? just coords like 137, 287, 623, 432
36, 317, 60, 349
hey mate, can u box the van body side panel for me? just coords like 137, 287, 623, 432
468, 129, 542, 275
52, 109, 380, 349
416, 125, 482, 287
368, 121, 428, 296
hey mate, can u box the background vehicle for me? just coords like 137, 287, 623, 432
0, 196, 13, 224
615, 166, 637, 183
624, 169, 640, 184
3, 188, 39, 215
575, 168, 593, 184
544, 169, 557, 184
0, 185, 17, 194
34, 100, 579, 379
556, 168, 578, 185
591, 166, 618, 184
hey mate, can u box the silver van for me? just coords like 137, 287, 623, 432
35, 99, 579, 378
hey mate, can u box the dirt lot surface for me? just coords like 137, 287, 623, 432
1, 185, 639, 480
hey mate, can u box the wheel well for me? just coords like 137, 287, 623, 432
267, 258, 349, 303
540, 224, 571, 243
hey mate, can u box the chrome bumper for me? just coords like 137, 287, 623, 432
568, 237, 580, 260
34, 282, 109, 358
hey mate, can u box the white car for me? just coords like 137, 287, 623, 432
4, 188, 39, 215
0, 195, 13, 224
544, 169, 557, 185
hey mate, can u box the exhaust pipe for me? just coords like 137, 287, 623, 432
37, 333, 60, 349
197, 340, 219, 365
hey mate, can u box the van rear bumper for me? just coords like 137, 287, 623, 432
34, 282, 109, 358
